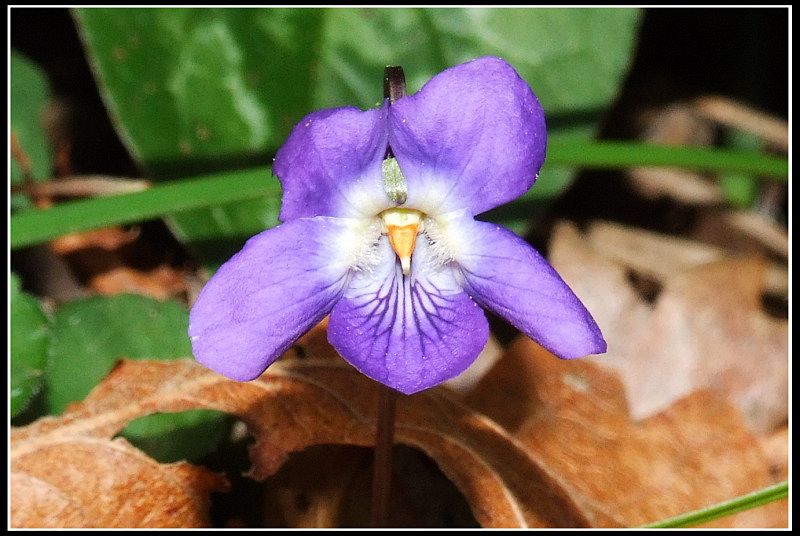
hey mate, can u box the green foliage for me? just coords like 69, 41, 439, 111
10, 51, 53, 184
45, 294, 193, 413
74, 7, 641, 262
10, 274, 51, 417
9, 167, 280, 256
43, 294, 227, 461
120, 410, 231, 463
11, 51, 54, 213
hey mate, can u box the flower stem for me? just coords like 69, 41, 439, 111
370, 384, 397, 527
368, 66, 406, 528
384, 65, 407, 104
383, 65, 406, 160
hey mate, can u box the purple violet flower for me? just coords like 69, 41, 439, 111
189, 56, 606, 394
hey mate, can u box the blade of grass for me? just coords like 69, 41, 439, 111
643, 481, 788, 528
11, 168, 280, 249
547, 139, 788, 178
10, 142, 787, 250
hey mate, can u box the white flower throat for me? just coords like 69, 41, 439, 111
337, 156, 461, 277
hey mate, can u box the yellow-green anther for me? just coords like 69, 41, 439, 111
382, 157, 408, 205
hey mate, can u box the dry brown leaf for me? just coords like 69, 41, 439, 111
49, 226, 189, 299
90, 265, 188, 299
550, 221, 788, 433
628, 166, 723, 204
50, 227, 139, 254
12, 359, 604, 528
759, 425, 789, 481
586, 220, 788, 295
12, 244, 89, 302
259, 444, 434, 527
260, 446, 374, 527
466, 337, 787, 528
692, 95, 789, 151
259, 442, 484, 528
10, 436, 227, 528
692, 209, 790, 260
587, 220, 727, 281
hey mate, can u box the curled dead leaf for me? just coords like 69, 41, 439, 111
549, 221, 788, 433
259, 445, 374, 527
11, 359, 605, 528
759, 426, 788, 481
10, 436, 227, 528
692, 95, 788, 151
466, 337, 787, 528
259, 444, 448, 527
50, 227, 139, 254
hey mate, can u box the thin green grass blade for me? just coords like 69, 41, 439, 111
547, 139, 788, 178
11, 168, 280, 249
644, 481, 788, 528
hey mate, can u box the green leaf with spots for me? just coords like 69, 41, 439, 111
11, 51, 54, 185
75, 8, 640, 259
10, 274, 51, 418
45, 293, 227, 461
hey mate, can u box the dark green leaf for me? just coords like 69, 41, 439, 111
314, 9, 639, 115
10, 274, 51, 417
75, 8, 640, 261
11, 51, 54, 184
45, 294, 226, 460
119, 410, 232, 463
46, 294, 192, 413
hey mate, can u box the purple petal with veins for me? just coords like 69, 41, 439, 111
328, 238, 489, 394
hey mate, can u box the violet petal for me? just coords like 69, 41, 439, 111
456, 216, 606, 359
274, 104, 391, 222
328, 238, 489, 394
189, 217, 352, 381
388, 56, 546, 216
